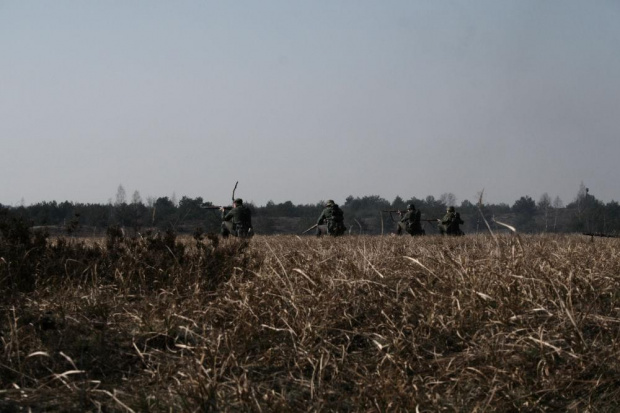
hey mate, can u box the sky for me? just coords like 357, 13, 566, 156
1, 1, 619, 208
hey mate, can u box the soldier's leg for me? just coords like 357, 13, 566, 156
236, 225, 249, 238
221, 221, 234, 237
330, 224, 347, 237
396, 222, 405, 235
328, 222, 347, 236
316, 224, 328, 237
449, 228, 464, 236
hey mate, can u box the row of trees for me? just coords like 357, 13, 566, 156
3, 184, 618, 236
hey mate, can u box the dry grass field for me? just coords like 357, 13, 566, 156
2, 231, 620, 412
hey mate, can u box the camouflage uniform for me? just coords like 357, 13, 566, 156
439, 207, 464, 236
222, 198, 253, 238
397, 205, 424, 236
316, 200, 346, 236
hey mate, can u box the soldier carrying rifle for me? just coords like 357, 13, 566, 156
439, 206, 464, 236
220, 198, 253, 238
315, 200, 346, 236
396, 204, 425, 236
382, 204, 435, 236
201, 182, 254, 238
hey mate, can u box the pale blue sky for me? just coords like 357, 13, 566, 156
1, 1, 619, 207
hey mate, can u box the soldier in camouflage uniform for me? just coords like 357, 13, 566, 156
316, 200, 346, 236
220, 198, 253, 238
397, 204, 424, 236
439, 206, 464, 236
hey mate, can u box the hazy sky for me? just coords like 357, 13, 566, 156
2, 1, 619, 207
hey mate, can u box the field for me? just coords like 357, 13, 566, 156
2, 231, 620, 412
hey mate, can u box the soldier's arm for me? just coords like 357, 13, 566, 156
223, 208, 235, 221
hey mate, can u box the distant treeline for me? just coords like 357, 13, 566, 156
2, 184, 619, 236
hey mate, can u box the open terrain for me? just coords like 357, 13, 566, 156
2, 231, 620, 411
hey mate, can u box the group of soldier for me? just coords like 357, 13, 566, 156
217, 198, 464, 238
396, 204, 464, 237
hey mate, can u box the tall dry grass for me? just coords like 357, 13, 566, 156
1, 231, 620, 411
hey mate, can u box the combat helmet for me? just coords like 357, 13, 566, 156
407, 204, 415, 210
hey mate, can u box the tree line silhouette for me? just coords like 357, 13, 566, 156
2, 183, 618, 236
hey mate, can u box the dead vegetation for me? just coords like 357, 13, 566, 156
1, 227, 620, 411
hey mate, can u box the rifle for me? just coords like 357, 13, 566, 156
583, 232, 620, 239
381, 210, 438, 219
200, 205, 233, 210
381, 209, 407, 214
302, 223, 318, 235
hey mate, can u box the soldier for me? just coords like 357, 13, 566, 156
220, 198, 253, 238
439, 206, 464, 236
316, 200, 346, 236
396, 204, 425, 236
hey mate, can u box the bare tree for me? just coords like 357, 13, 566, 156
575, 182, 587, 215
552, 196, 564, 232
131, 190, 142, 205
130, 190, 144, 234
439, 192, 457, 208
538, 193, 552, 232
115, 184, 127, 206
